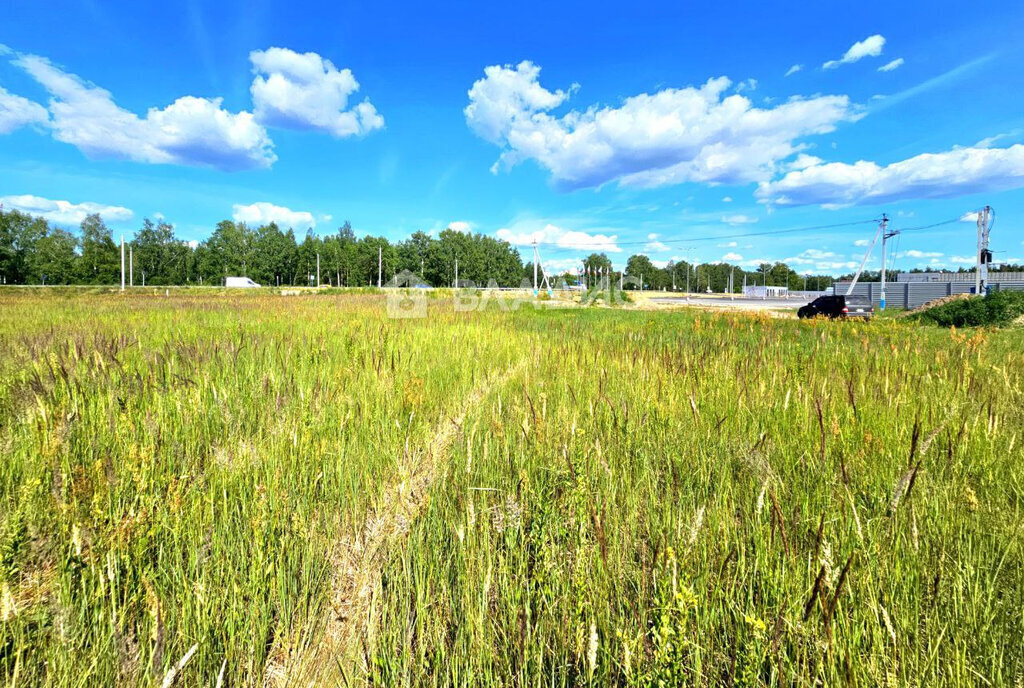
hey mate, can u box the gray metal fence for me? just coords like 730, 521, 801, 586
834, 281, 1024, 309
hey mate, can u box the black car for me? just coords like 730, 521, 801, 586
797, 294, 873, 319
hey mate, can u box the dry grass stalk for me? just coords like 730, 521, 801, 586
160, 643, 198, 688
268, 360, 526, 686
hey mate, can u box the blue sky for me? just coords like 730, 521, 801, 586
2, 0, 1023, 274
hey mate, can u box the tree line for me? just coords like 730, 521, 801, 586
0, 210, 525, 287
1, 208, 859, 291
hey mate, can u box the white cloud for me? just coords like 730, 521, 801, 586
785, 153, 823, 171
757, 144, 1024, 206
735, 78, 758, 92
950, 255, 976, 263
448, 221, 473, 233
1, 194, 133, 224
773, 249, 860, 271
249, 47, 383, 138
645, 240, 670, 252
722, 196, 733, 203
544, 257, 592, 274
11, 53, 275, 171
0, 86, 48, 133
722, 251, 743, 261
853, 238, 870, 247
976, 130, 1021, 148
495, 222, 621, 252
785, 64, 803, 77
878, 58, 904, 72
823, 35, 886, 69
785, 248, 840, 265
722, 213, 758, 225
900, 249, 943, 258
960, 211, 980, 222
232, 202, 315, 228
817, 260, 860, 270
718, 240, 738, 248
465, 61, 859, 190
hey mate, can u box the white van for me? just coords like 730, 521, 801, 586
225, 277, 261, 288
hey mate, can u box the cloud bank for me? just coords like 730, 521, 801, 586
757, 144, 1024, 207
0, 86, 48, 133
465, 61, 859, 190
250, 47, 384, 138
495, 221, 622, 253
1, 194, 133, 224
232, 202, 315, 228
12, 54, 275, 171
3, 46, 382, 171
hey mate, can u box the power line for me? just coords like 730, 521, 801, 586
891, 208, 985, 233
890, 218, 963, 233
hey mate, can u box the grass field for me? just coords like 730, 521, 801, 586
1, 290, 1022, 686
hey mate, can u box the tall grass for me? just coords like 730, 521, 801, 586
1, 292, 1021, 686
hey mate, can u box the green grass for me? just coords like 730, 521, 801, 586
1, 292, 1022, 686
913, 290, 1024, 328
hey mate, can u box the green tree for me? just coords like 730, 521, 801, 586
200, 220, 253, 284
332, 223, 357, 286
625, 254, 656, 289
251, 222, 296, 286
0, 209, 47, 284
356, 236, 396, 286
29, 227, 78, 284
397, 231, 435, 279
78, 214, 120, 284
131, 218, 183, 285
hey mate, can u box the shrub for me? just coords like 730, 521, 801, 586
913, 289, 1024, 327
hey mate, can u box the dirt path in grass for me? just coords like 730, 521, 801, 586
265, 359, 526, 687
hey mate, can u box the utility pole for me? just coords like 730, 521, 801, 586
846, 221, 884, 296
129, 246, 134, 287
976, 206, 992, 294
530, 240, 551, 297
120, 236, 125, 291
879, 214, 898, 310
378, 246, 382, 288
454, 257, 459, 288
686, 263, 690, 293
317, 253, 321, 287
532, 240, 539, 296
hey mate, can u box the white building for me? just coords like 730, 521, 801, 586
743, 285, 789, 298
